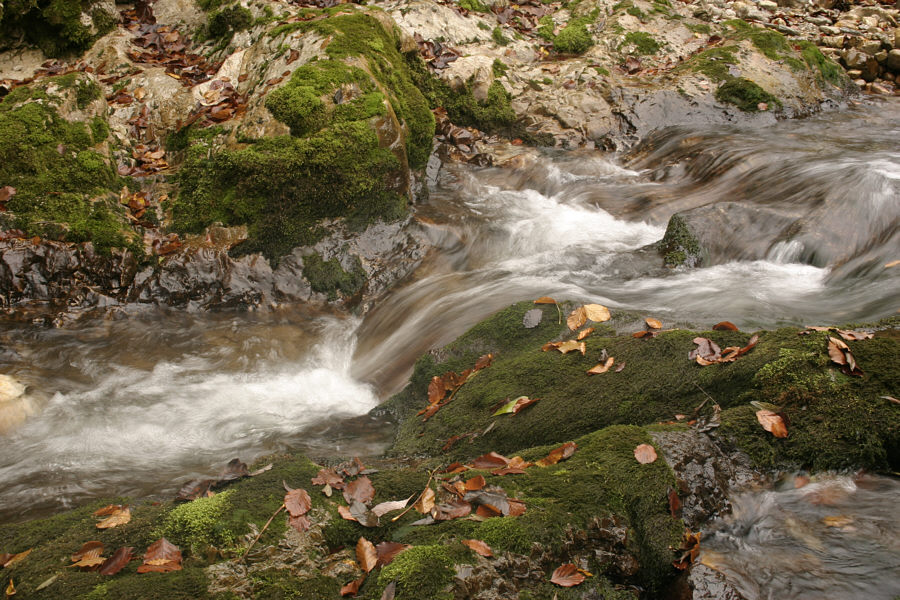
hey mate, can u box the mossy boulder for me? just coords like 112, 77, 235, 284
380, 301, 900, 473
172, 12, 435, 263
0, 73, 138, 254
0, 0, 115, 57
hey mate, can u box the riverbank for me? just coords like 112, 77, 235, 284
1, 301, 897, 598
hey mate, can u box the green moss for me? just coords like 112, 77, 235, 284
302, 252, 366, 300
157, 490, 235, 552
207, 5, 253, 40
658, 214, 702, 267
0, 0, 115, 57
376, 545, 456, 600
715, 77, 781, 112
685, 22, 711, 34
492, 26, 510, 46
492, 58, 508, 78
626, 5, 646, 19
79, 569, 210, 599
74, 78, 101, 109
251, 571, 342, 599
553, 17, 593, 55
537, 15, 554, 41
459, 0, 490, 12
622, 31, 660, 55
681, 45, 739, 82
0, 86, 135, 253
797, 40, 845, 87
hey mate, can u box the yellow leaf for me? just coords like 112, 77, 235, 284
413, 487, 435, 514
645, 317, 662, 329
556, 340, 586, 355
576, 327, 594, 341
755, 410, 788, 438
534, 296, 557, 304
96, 507, 131, 529
586, 357, 615, 374
5, 578, 14, 597
583, 304, 611, 322
566, 306, 586, 331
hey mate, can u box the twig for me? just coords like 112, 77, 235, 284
691, 383, 720, 419
391, 469, 437, 522
240, 504, 284, 562
555, 302, 562, 325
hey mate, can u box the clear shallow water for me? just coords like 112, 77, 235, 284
1, 98, 898, 598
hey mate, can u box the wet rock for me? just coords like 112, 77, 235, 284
686, 564, 749, 600
651, 429, 764, 529
0, 373, 36, 434
887, 48, 900, 71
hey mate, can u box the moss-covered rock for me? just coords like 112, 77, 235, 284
0, 0, 115, 57
0, 74, 137, 254
658, 213, 703, 267
172, 12, 434, 263
715, 77, 782, 112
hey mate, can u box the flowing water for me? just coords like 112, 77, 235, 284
1, 98, 898, 595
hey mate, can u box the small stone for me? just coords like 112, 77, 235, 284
886, 49, 900, 72
859, 39, 883, 56
759, 0, 778, 11
868, 82, 893, 94
846, 69, 864, 79
875, 50, 888, 64
822, 35, 845, 48
820, 25, 841, 35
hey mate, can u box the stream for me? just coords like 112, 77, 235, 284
1, 98, 898, 597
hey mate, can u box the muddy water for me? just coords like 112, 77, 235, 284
0, 99, 898, 597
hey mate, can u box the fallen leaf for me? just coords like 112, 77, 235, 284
645, 317, 662, 329
175, 479, 214, 502
689, 337, 721, 364
634, 443, 658, 464
432, 498, 472, 520
376, 542, 410, 567
381, 581, 396, 600
441, 462, 469, 474
756, 409, 788, 438
219, 458, 249, 482
474, 354, 494, 370
71, 541, 104, 563
823, 515, 853, 528
285, 488, 312, 518
465, 475, 486, 491
413, 486, 436, 514
137, 538, 182, 573
555, 340, 586, 355
249, 463, 274, 477
668, 487, 681, 519
493, 396, 539, 416
5, 578, 13, 597
1, 549, 31, 569
288, 514, 311, 533
341, 575, 365, 597
462, 539, 493, 557
673, 530, 701, 569
0, 186, 16, 203
550, 563, 585, 587
338, 505, 356, 522
343, 476, 375, 505
713, 321, 739, 331
633, 330, 658, 339
96, 507, 131, 529
587, 356, 615, 375
826, 336, 863, 376
475, 504, 502, 518
534, 296, 556, 304
472, 452, 509, 469
356, 537, 378, 573
507, 499, 526, 516
536, 442, 577, 467
99, 547, 133, 576
567, 306, 587, 331
311, 467, 345, 489
614, 361, 626, 372
885, 260, 900, 268
836, 329, 874, 341
883, 395, 900, 405
347, 500, 379, 527
371, 495, 413, 517
583, 304, 611, 322
576, 327, 594, 340
93, 504, 124, 516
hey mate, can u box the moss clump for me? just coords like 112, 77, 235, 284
622, 31, 660, 55
797, 40, 846, 87
682, 45, 739, 82
658, 214, 702, 267
459, 0, 490, 12
492, 26, 510, 46
715, 77, 781, 112
0, 79, 135, 253
0, 0, 115, 57
492, 58, 509, 78
302, 252, 366, 300
553, 17, 594, 55
250, 571, 342, 599
685, 22, 711, 34
206, 4, 253, 40
157, 490, 235, 552
376, 545, 456, 600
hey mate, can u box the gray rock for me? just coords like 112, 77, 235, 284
822, 35, 845, 48
759, 0, 778, 11
859, 39, 883, 55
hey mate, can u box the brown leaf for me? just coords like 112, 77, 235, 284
441, 462, 469, 474
340, 575, 365, 597
432, 498, 472, 520
96, 506, 131, 529
284, 488, 312, 518
465, 475, 486, 491
371, 495, 412, 518
5, 578, 14, 597
375, 542, 411, 567
175, 479, 214, 502
472, 452, 509, 469
475, 504, 502, 518
576, 327, 594, 340
311, 467, 345, 489
356, 537, 378, 573
587, 356, 615, 375
288, 514, 311, 533
645, 317, 662, 330
567, 306, 587, 330
474, 353, 494, 370
380, 581, 396, 600
343, 476, 375, 505
462, 539, 493, 557
826, 336, 863, 376
1, 549, 30, 569
219, 458, 250, 482
338, 505, 356, 522
689, 337, 721, 364
507, 498, 526, 516
72, 541, 104, 563
673, 531, 701, 570
550, 563, 585, 587
93, 504, 124, 516
713, 321, 739, 331
555, 340, 586, 355
633, 330, 658, 339
836, 329, 874, 341
583, 304, 611, 322
534, 296, 557, 304
634, 443, 658, 464
536, 442, 577, 467
413, 486, 436, 514
137, 538, 182, 573
0, 186, 16, 203
99, 547, 134, 576
614, 361, 626, 372
756, 409, 788, 438
668, 487, 682, 519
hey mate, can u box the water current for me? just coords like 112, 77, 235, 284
1, 98, 898, 596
